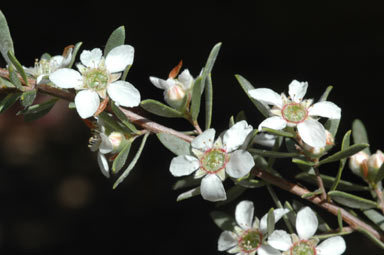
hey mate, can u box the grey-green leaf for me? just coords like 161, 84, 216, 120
18, 98, 58, 121
112, 140, 132, 174
8, 65, 23, 90
324, 118, 340, 138
113, 132, 150, 189
330, 130, 351, 192
157, 132, 191, 156
318, 85, 333, 102
374, 164, 384, 184
204, 74, 213, 130
328, 190, 378, 209
261, 127, 295, 139
0, 76, 15, 88
235, 74, 270, 118
190, 76, 204, 121
318, 143, 369, 166
363, 209, 384, 231
267, 208, 276, 236
111, 102, 138, 133
176, 187, 201, 202
249, 148, 301, 158
210, 211, 236, 231
104, 26, 125, 56
21, 89, 37, 108
68, 42, 83, 68
140, 99, 184, 118
352, 119, 370, 154
0, 10, 14, 65
173, 175, 201, 190
0, 92, 20, 113
7, 51, 28, 85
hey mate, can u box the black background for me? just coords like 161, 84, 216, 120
1, 1, 384, 254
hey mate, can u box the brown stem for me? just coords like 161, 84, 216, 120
374, 185, 384, 215
314, 166, 327, 201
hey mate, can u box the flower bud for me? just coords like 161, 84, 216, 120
108, 131, 125, 151
349, 151, 369, 179
367, 150, 384, 182
164, 84, 187, 109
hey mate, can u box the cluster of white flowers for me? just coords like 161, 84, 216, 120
218, 201, 346, 255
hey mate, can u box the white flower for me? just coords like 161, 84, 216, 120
89, 120, 125, 178
169, 121, 255, 202
218, 200, 288, 255
49, 45, 140, 119
268, 207, 346, 255
248, 80, 341, 148
25, 46, 73, 84
149, 63, 194, 109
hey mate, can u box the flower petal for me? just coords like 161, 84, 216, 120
149, 76, 172, 90
191, 129, 216, 151
258, 244, 282, 255
200, 174, 226, 202
49, 68, 83, 89
309, 101, 341, 119
169, 155, 200, 177
259, 208, 289, 234
105, 45, 135, 73
258, 116, 287, 131
235, 200, 254, 230
107, 80, 141, 107
288, 80, 308, 102
80, 48, 102, 68
297, 119, 326, 147
223, 120, 253, 152
178, 69, 194, 90
226, 150, 254, 178
248, 88, 283, 108
97, 152, 110, 178
99, 133, 113, 154
217, 231, 237, 251
296, 207, 318, 240
74, 90, 100, 119
268, 230, 292, 251
316, 236, 346, 255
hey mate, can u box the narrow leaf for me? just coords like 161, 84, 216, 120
202, 42, 221, 79
210, 211, 236, 231
112, 140, 132, 174
337, 209, 343, 230
176, 186, 201, 202
292, 158, 316, 167
68, 42, 83, 68
20, 89, 37, 108
319, 143, 369, 166
104, 26, 125, 56
330, 130, 351, 191
0, 10, 14, 65
374, 163, 384, 184
363, 209, 384, 231
249, 148, 301, 158
324, 118, 340, 138
352, 119, 370, 154
173, 175, 201, 190
190, 76, 204, 121
18, 98, 58, 121
318, 85, 333, 102
7, 51, 28, 85
235, 74, 270, 118
356, 227, 384, 250
262, 127, 295, 139
113, 132, 150, 189
0, 76, 15, 88
204, 73, 213, 130
328, 190, 378, 209
0, 92, 20, 113
111, 102, 138, 133
267, 208, 276, 236
157, 132, 191, 156
8, 66, 23, 90
140, 99, 184, 118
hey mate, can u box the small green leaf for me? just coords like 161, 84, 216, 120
249, 148, 300, 158
111, 102, 138, 133
374, 163, 384, 184
157, 132, 191, 156
0, 92, 20, 113
176, 186, 201, 202
295, 172, 369, 191
235, 178, 265, 189
7, 51, 28, 85
17, 98, 58, 121
113, 132, 150, 189
112, 140, 132, 174
204, 73, 213, 130
235, 74, 269, 118
337, 209, 343, 230
140, 99, 184, 118
318, 143, 369, 166
363, 209, 384, 231
328, 190, 378, 209
267, 208, 276, 236
201, 42, 221, 81
0, 76, 15, 88
262, 127, 295, 139
324, 118, 340, 138
190, 76, 204, 121
8, 65, 23, 90
0, 10, 14, 65
20, 89, 37, 108
318, 85, 333, 102
104, 26, 125, 56
210, 211, 236, 231
292, 158, 316, 167
330, 130, 351, 192
173, 175, 201, 190
356, 227, 384, 250
352, 119, 370, 154
68, 42, 83, 68
235, 111, 247, 123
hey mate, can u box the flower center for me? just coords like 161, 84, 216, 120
290, 240, 316, 255
83, 68, 109, 91
281, 102, 308, 124
238, 230, 263, 253
200, 148, 228, 173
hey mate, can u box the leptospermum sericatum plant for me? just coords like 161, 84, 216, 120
2, 10, 384, 254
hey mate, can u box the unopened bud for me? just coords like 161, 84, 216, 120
165, 84, 187, 109
349, 151, 369, 179
108, 132, 125, 151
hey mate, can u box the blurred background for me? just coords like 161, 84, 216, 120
1, 1, 384, 254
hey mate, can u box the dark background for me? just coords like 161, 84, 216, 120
1, 1, 384, 254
